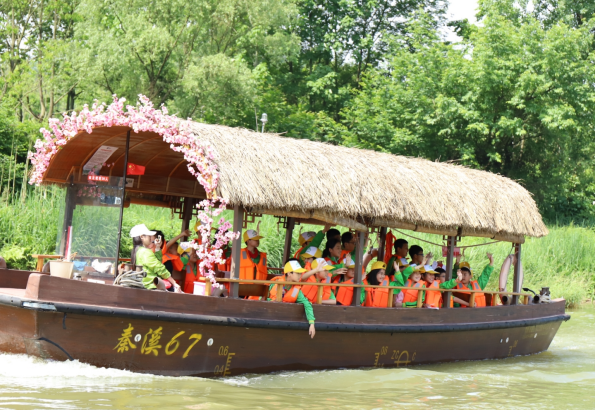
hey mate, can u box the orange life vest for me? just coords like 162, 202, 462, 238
364, 278, 389, 307
183, 262, 199, 294
301, 275, 332, 303
268, 275, 286, 300
402, 279, 426, 304
456, 281, 486, 307
335, 277, 354, 306
239, 248, 268, 281
425, 281, 442, 308
162, 251, 184, 272
325, 256, 343, 265
282, 285, 302, 303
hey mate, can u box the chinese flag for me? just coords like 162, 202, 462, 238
127, 163, 146, 176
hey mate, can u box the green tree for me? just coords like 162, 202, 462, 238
343, 8, 595, 219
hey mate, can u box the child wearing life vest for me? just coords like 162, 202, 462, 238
422, 266, 460, 308
323, 238, 345, 265
334, 257, 356, 306
394, 264, 430, 308
238, 229, 268, 281
301, 246, 323, 270
384, 238, 410, 280
268, 260, 316, 338
300, 258, 337, 305
294, 224, 333, 260
434, 267, 469, 307
360, 261, 391, 307
454, 253, 494, 308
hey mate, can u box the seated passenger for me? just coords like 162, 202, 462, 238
361, 261, 390, 307
300, 258, 337, 305
130, 224, 182, 293
395, 265, 427, 307
294, 224, 333, 260
180, 246, 199, 294
385, 239, 409, 280
323, 238, 345, 266
272, 260, 316, 338
340, 232, 357, 261
435, 267, 468, 307
334, 257, 356, 306
162, 229, 192, 274
423, 266, 459, 308
301, 246, 322, 269
239, 229, 268, 281
454, 253, 494, 308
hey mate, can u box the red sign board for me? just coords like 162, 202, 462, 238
88, 175, 109, 182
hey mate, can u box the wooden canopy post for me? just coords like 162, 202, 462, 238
352, 231, 366, 306
443, 235, 457, 309
377, 227, 387, 262
282, 217, 295, 265
512, 243, 522, 305
181, 197, 194, 240
58, 181, 76, 257
229, 204, 244, 298
115, 130, 131, 268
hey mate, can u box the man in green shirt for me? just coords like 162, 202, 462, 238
385, 239, 409, 279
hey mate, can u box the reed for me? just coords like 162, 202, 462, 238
0, 195, 591, 306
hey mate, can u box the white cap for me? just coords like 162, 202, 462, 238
130, 224, 156, 238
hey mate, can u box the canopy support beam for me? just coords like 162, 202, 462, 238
352, 231, 366, 306
282, 217, 295, 265
229, 204, 244, 298
377, 227, 387, 262
443, 235, 457, 309
181, 197, 194, 240
58, 180, 76, 257
512, 243, 522, 305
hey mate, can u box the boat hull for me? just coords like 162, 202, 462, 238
0, 271, 569, 377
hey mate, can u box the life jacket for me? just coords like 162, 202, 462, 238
217, 248, 232, 272
456, 281, 486, 308
364, 278, 389, 307
402, 279, 425, 304
162, 251, 184, 272
425, 281, 442, 308
384, 231, 396, 264
239, 248, 268, 281
268, 275, 286, 300
183, 262, 199, 294
335, 277, 354, 306
282, 285, 302, 303
301, 275, 332, 303
339, 250, 351, 262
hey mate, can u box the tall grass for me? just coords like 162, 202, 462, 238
1, 187, 594, 306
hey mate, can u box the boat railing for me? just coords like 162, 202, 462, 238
202, 278, 534, 308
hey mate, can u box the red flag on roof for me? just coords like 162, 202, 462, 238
127, 163, 145, 176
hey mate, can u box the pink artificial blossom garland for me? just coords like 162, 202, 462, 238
29, 95, 238, 287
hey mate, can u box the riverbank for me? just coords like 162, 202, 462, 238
1, 188, 593, 306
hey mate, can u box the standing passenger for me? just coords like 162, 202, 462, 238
361, 261, 390, 307
455, 253, 494, 308
385, 239, 409, 280
323, 238, 345, 266
239, 229, 268, 281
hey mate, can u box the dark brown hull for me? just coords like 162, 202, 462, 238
0, 270, 569, 377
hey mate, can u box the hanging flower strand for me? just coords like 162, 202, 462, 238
29, 94, 238, 288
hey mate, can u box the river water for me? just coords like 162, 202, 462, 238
0, 306, 593, 409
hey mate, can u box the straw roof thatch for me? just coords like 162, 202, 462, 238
187, 122, 548, 242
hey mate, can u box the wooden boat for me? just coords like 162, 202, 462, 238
0, 99, 568, 376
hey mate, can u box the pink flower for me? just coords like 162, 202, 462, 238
28, 94, 236, 286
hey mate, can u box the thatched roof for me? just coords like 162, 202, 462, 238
188, 122, 547, 242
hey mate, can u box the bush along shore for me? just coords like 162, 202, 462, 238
1, 188, 593, 307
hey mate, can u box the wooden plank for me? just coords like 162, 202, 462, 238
416, 289, 423, 308
316, 286, 323, 305
275, 284, 283, 302
377, 227, 387, 262
512, 243, 522, 305
282, 217, 295, 265
387, 288, 394, 308
469, 292, 476, 308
